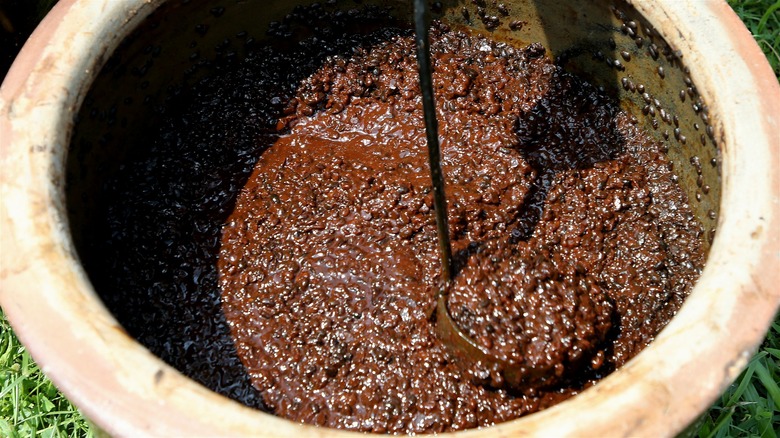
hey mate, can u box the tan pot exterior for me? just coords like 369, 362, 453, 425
1, 0, 778, 436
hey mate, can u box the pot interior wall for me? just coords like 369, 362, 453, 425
66, 0, 720, 417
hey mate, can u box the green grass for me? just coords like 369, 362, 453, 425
0, 309, 93, 437
694, 319, 780, 438
728, 0, 780, 76
1, 1, 779, 436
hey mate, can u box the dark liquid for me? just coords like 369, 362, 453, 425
81, 6, 704, 434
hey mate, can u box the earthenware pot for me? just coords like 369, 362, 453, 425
1, 0, 778, 436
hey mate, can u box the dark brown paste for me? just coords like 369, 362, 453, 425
84, 8, 704, 435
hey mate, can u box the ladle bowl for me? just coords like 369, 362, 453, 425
435, 292, 558, 390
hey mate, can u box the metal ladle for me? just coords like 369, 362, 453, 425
413, 0, 549, 391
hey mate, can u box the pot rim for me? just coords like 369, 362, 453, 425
1, 0, 778, 436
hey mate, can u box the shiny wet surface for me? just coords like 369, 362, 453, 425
80, 6, 704, 434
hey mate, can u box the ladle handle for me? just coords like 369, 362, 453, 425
413, 0, 453, 282
414, 1, 553, 392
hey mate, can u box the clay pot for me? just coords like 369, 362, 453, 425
1, 0, 778, 436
